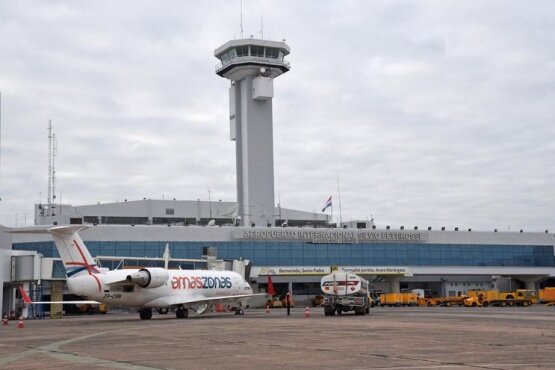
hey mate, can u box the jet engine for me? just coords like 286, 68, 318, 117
126, 268, 169, 288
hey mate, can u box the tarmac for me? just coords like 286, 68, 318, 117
0, 305, 554, 370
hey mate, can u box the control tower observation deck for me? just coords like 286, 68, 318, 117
215, 39, 290, 227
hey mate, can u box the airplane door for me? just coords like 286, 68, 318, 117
233, 276, 241, 294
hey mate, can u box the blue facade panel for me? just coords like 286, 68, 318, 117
13, 241, 555, 267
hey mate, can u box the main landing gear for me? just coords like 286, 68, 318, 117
176, 306, 189, 319
234, 307, 245, 315
139, 308, 153, 320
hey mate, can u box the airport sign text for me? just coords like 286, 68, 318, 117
234, 230, 427, 243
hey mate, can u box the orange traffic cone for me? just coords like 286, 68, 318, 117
2, 315, 8, 326
17, 316, 24, 329
304, 306, 311, 318
266, 305, 270, 314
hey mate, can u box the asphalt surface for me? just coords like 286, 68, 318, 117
1, 306, 554, 369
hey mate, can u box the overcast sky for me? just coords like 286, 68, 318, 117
0, 1, 554, 231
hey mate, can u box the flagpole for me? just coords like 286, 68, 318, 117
337, 176, 343, 226
331, 197, 334, 227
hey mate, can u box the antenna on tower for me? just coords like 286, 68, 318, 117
46, 121, 58, 216
240, 0, 244, 38
260, 16, 263, 40
52, 132, 57, 204
47, 120, 52, 215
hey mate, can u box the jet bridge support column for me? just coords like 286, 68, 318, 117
517, 275, 545, 290
385, 276, 402, 294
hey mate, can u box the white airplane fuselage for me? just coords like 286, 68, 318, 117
69, 269, 253, 308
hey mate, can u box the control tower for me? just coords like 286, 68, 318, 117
215, 39, 290, 227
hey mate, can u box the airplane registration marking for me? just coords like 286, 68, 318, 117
171, 276, 232, 290
103, 293, 122, 299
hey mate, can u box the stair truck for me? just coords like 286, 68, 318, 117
321, 272, 371, 316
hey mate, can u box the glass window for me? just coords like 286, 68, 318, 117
236, 46, 249, 57
251, 46, 265, 57
265, 48, 279, 58
52, 260, 66, 278
84, 216, 99, 224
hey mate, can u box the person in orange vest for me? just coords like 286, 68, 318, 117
286, 292, 291, 316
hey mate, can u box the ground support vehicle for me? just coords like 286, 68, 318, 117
77, 303, 109, 314
437, 296, 467, 307
417, 297, 440, 306
321, 272, 371, 316
311, 295, 324, 307
539, 287, 555, 304
464, 290, 533, 307
379, 293, 400, 307
380, 293, 418, 307
503, 290, 538, 305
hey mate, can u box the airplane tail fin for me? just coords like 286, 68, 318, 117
48, 225, 101, 278
8, 225, 102, 278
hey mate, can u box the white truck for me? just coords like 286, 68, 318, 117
321, 272, 371, 316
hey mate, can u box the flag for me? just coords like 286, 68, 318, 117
321, 196, 332, 212
267, 275, 275, 296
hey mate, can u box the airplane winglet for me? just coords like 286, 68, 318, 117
18, 287, 32, 304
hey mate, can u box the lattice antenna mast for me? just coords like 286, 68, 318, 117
47, 120, 52, 215
240, 0, 244, 38
52, 132, 57, 205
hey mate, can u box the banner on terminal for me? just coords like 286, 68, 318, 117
233, 229, 428, 243
251, 266, 410, 276
252, 266, 331, 276
334, 266, 411, 276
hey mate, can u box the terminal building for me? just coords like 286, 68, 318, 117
2, 36, 555, 315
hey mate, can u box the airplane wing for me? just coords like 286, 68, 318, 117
23, 301, 101, 305
105, 278, 129, 286
18, 287, 100, 305
145, 293, 267, 308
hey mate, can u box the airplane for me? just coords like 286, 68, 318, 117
11, 225, 264, 320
